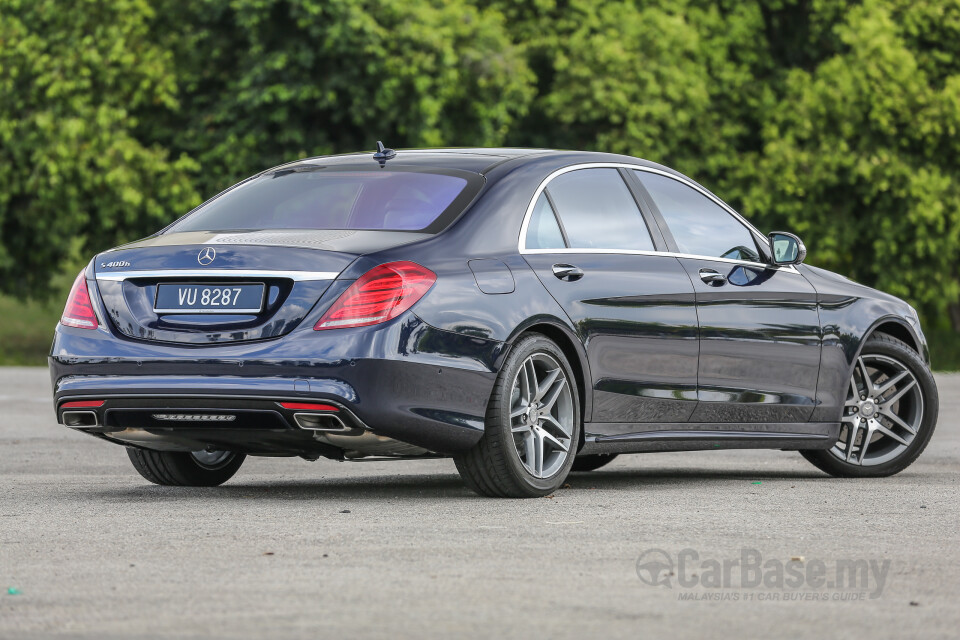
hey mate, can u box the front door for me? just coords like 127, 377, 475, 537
632, 169, 821, 424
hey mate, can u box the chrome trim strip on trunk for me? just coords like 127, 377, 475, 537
95, 269, 340, 282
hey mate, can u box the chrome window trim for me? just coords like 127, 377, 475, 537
517, 162, 796, 272
522, 247, 798, 273
95, 269, 340, 282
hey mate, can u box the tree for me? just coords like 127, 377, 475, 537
145, 0, 535, 199
3, 0, 960, 334
0, 0, 200, 298
497, 0, 960, 328
745, 0, 960, 327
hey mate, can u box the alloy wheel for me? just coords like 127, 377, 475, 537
831, 354, 923, 466
190, 449, 235, 470
508, 353, 574, 478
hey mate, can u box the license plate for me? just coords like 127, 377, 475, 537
154, 283, 265, 314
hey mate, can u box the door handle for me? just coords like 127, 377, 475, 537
699, 268, 727, 286
552, 264, 584, 282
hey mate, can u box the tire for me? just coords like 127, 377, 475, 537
571, 453, 618, 472
801, 333, 938, 478
455, 333, 581, 498
127, 448, 245, 486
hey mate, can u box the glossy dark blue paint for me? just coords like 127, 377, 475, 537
798, 264, 925, 423
523, 252, 699, 425
50, 148, 928, 460
52, 313, 503, 454
678, 256, 821, 423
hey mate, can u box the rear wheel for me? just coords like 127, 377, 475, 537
571, 454, 618, 472
127, 448, 245, 486
801, 334, 938, 477
455, 334, 580, 498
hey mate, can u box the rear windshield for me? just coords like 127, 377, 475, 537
168, 167, 481, 234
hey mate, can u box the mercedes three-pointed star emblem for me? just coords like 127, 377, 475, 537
197, 247, 216, 266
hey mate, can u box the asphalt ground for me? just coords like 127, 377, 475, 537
1, 367, 958, 639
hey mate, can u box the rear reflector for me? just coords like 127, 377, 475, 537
279, 402, 340, 412
60, 271, 99, 329
314, 261, 436, 330
61, 400, 105, 408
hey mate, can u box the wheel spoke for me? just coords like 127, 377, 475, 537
512, 423, 532, 434
879, 407, 917, 435
541, 429, 570, 453
874, 370, 909, 397
534, 368, 561, 403
520, 359, 536, 404
541, 413, 572, 438
874, 422, 909, 446
845, 421, 861, 463
858, 429, 872, 463
523, 430, 537, 470
516, 369, 527, 405
534, 430, 545, 476
540, 377, 567, 412
845, 375, 859, 407
857, 357, 874, 397
510, 405, 527, 419
880, 379, 916, 408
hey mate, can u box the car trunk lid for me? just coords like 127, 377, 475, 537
94, 230, 429, 345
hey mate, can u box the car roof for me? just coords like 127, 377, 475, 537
269, 147, 666, 175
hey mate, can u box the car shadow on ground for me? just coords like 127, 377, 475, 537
86, 465, 838, 503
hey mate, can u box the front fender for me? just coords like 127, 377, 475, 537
814, 307, 925, 422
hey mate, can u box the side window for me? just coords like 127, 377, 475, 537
545, 168, 655, 251
525, 193, 566, 250
636, 171, 760, 262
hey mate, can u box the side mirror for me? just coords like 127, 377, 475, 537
768, 231, 806, 265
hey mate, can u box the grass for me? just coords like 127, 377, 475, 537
2, 293, 959, 370
925, 328, 960, 372
0, 294, 62, 365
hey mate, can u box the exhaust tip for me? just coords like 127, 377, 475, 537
293, 412, 353, 432
62, 411, 99, 428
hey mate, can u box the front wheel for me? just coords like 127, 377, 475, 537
127, 448, 245, 486
801, 334, 938, 477
455, 334, 581, 498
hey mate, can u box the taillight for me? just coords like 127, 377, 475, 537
314, 261, 436, 330
60, 272, 98, 330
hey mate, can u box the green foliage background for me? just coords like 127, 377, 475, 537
2, 0, 960, 361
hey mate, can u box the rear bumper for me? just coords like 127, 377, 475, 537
50, 315, 507, 455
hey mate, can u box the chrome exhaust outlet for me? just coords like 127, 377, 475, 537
62, 411, 99, 428
292, 410, 430, 457
293, 412, 358, 433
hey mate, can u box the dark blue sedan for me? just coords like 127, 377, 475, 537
50, 146, 939, 497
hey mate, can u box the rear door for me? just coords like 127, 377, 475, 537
632, 169, 821, 424
521, 167, 699, 429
